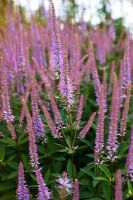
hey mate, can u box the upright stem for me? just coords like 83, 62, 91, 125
110, 162, 114, 200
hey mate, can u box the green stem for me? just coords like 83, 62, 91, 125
110, 162, 114, 200
71, 154, 74, 180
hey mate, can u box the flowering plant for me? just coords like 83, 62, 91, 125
0, 1, 133, 200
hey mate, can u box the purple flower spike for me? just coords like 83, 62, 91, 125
89, 41, 100, 105
115, 169, 123, 200
35, 169, 51, 200
80, 112, 96, 138
17, 162, 30, 200
120, 83, 131, 137
73, 179, 79, 200
33, 115, 46, 142
95, 85, 105, 164
76, 95, 84, 126
49, 0, 63, 72
22, 100, 39, 169
106, 74, 120, 162
126, 126, 133, 181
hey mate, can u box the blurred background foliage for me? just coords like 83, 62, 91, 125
0, 0, 130, 30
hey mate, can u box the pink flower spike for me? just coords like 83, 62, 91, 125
115, 169, 123, 200
35, 169, 51, 200
120, 83, 131, 137
107, 73, 120, 162
17, 162, 30, 200
89, 41, 100, 105
76, 95, 84, 126
73, 179, 79, 200
37, 95, 59, 138
95, 85, 105, 164
22, 99, 39, 170
80, 112, 96, 138
126, 126, 133, 181
49, 91, 63, 130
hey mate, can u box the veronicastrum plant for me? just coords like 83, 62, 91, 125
0, 0, 133, 200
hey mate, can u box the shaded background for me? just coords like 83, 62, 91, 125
13, 0, 133, 32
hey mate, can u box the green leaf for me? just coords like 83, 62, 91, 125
67, 159, 76, 178
21, 154, 28, 168
8, 171, 18, 179
66, 136, 72, 148
79, 177, 90, 186
0, 193, 16, 200
77, 170, 85, 179
93, 179, 100, 187
80, 165, 95, 178
87, 198, 103, 200
7, 161, 18, 170
98, 165, 111, 179
18, 136, 28, 145
1, 138, 16, 146
127, 179, 133, 193
0, 182, 15, 192
102, 181, 111, 200
94, 176, 108, 181
45, 168, 50, 183
80, 191, 93, 199
0, 144, 5, 161
30, 173, 36, 181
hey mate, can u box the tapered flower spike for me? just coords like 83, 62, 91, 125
115, 169, 123, 200
70, 54, 88, 88
37, 95, 59, 138
1, 55, 16, 139
74, 61, 88, 88
70, 37, 86, 86
73, 179, 79, 200
17, 162, 30, 200
89, 41, 100, 104
15, 26, 27, 95
64, 36, 74, 105
49, 0, 58, 40
49, 91, 63, 130
35, 169, 51, 200
122, 34, 131, 94
125, 34, 131, 84
19, 86, 30, 124
58, 35, 74, 105
32, 113, 46, 142
109, 18, 115, 41
102, 70, 107, 113
80, 112, 96, 138
22, 98, 39, 169
30, 73, 46, 141
109, 61, 116, 94
6, 122, 16, 139
49, 0, 63, 72
107, 73, 120, 162
119, 60, 124, 106
126, 126, 133, 181
95, 85, 105, 164
85, 56, 91, 84
120, 83, 131, 137
32, 57, 51, 89
76, 95, 84, 126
